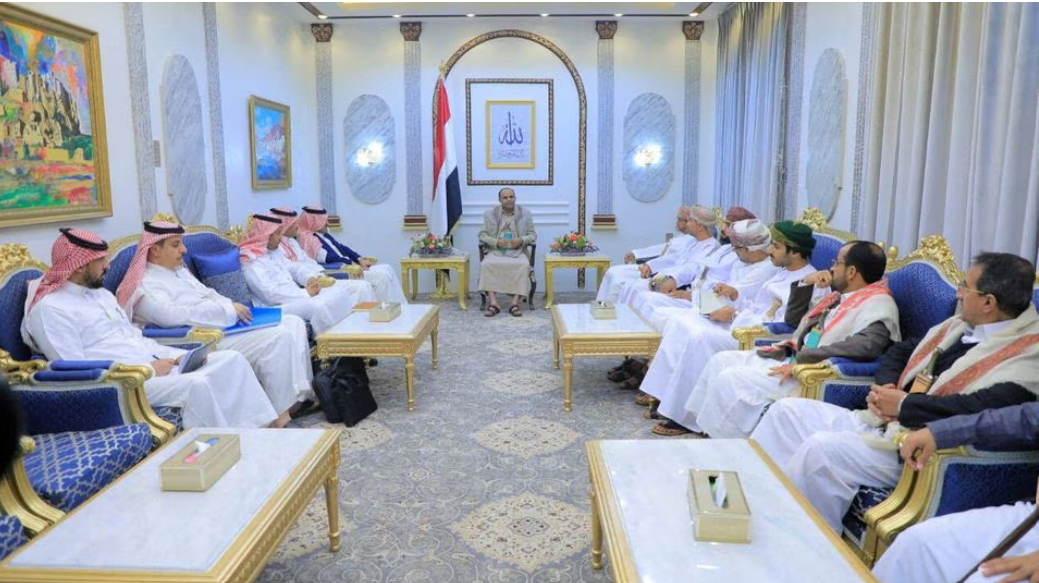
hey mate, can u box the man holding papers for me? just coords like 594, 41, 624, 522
24, 228, 281, 429
117, 221, 315, 421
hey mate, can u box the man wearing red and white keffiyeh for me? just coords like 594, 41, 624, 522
240, 213, 368, 334
22, 228, 281, 429
121, 221, 318, 422
292, 205, 406, 304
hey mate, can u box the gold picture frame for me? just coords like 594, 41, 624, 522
0, 4, 112, 229
485, 100, 536, 169
248, 95, 292, 190
465, 78, 553, 186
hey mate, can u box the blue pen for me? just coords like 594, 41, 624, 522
183, 437, 219, 464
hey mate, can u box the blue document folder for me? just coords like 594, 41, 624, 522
222, 307, 282, 336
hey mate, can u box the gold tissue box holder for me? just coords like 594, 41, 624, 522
369, 302, 402, 322
160, 434, 241, 492
590, 300, 617, 320
687, 469, 751, 543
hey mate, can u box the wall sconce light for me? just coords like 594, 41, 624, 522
355, 142, 385, 167
634, 144, 662, 167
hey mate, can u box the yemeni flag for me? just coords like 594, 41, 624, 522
431, 75, 462, 238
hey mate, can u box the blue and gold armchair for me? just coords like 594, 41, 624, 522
789, 235, 964, 566
0, 243, 174, 540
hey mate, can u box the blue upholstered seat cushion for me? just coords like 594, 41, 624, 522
24, 424, 153, 512
0, 268, 44, 361
154, 406, 184, 434
842, 485, 893, 548
0, 515, 27, 561
191, 248, 252, 307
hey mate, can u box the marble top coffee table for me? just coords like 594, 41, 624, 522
550, 303, 661, 411
316, 303, 439, 411
586, 439, 877, 583
0, 428, 341, 583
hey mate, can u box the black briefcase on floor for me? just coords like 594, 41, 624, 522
312, 357, 377, 427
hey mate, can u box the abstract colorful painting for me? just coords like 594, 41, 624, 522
249, 96, 291, 190
0, 5, 111, 229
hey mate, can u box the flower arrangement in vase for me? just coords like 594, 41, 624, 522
410, 233, 452, 257
550, 231, 598, 256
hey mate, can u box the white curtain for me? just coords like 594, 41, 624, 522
859, 3, 1039, 265
714, 2, 791, 222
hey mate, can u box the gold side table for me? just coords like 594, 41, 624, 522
543, 253, 612, 308
400, 253, 470, 310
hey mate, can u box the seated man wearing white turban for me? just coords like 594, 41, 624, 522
239, 214, 366, 335
296, 205, 407, 304
478, 187, 537, 317
116, 221, 317, 421
23, 228, 281, 429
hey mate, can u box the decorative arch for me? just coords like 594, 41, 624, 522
433, 29, 588, 238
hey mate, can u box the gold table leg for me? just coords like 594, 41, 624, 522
552, 326, 560, 370
544, 263, 554, 308
404, 356, 415, 411
563, 356, 573, 412
457, 263, 468, 310
596, 265, 606, 289
431, 327, 439, 370
410, 269, 418, 301
590, 486, 603, 569
400, 265, 409, 299
325, 473, 341, 552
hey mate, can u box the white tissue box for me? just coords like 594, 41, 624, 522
687, 469, 751, 543
369, 302, 402, 322
589, 300, 616, 320
160, 434, 240, 492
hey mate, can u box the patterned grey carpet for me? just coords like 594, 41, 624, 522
258, 293, 697, 583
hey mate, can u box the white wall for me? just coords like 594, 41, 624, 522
796, 2, 864, 233
216, 2, 318, 220
331, 16, 694, 292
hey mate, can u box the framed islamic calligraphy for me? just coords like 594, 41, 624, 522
465, 78, 553, 186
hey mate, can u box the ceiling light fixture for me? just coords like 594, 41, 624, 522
614, 13, 623, 17
690, 12, 699, 17
392, 14, 401, 18
466, 13, 475, 18
540, 13, 549, 17
317, 13, 327, 19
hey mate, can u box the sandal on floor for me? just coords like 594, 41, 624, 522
484, 305, 501, 317
651, 420, 692, 436
607, 369, 633, 383
643, 409, 663, 420
617, 376, 642, 391
289, 399, 322, 420
509, 304, 522, 317
609, 358, 636, 374
634, 392, 656, 407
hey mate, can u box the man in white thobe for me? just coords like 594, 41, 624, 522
680, 239, 901, 439
296, 205, 407, 304
595, 206, 700, 304
752, 252, 1039, 534
22, 228, 278, 429
115, 221, 316, 422
240, 214, 367, 335
268, 207, 379, 307
640, 220, 813, 432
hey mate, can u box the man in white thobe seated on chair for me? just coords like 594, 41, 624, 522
240, 214, 367, 335
614, 204, 722, 307
267, 207, 379, 307
634, 220, 813, 425
478, 187, 537, 317
751, 251, 1039, 535
594, 205, 705, 304
628, 206, 758, 321
296, 205, 407, 304
22, 228, 281, 429
115, 221, 318, 421
675, 240, 901, 438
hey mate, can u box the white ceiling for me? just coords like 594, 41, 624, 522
304, 2, 724, 21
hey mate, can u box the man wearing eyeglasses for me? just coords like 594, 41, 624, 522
752, 252, 1039, 535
